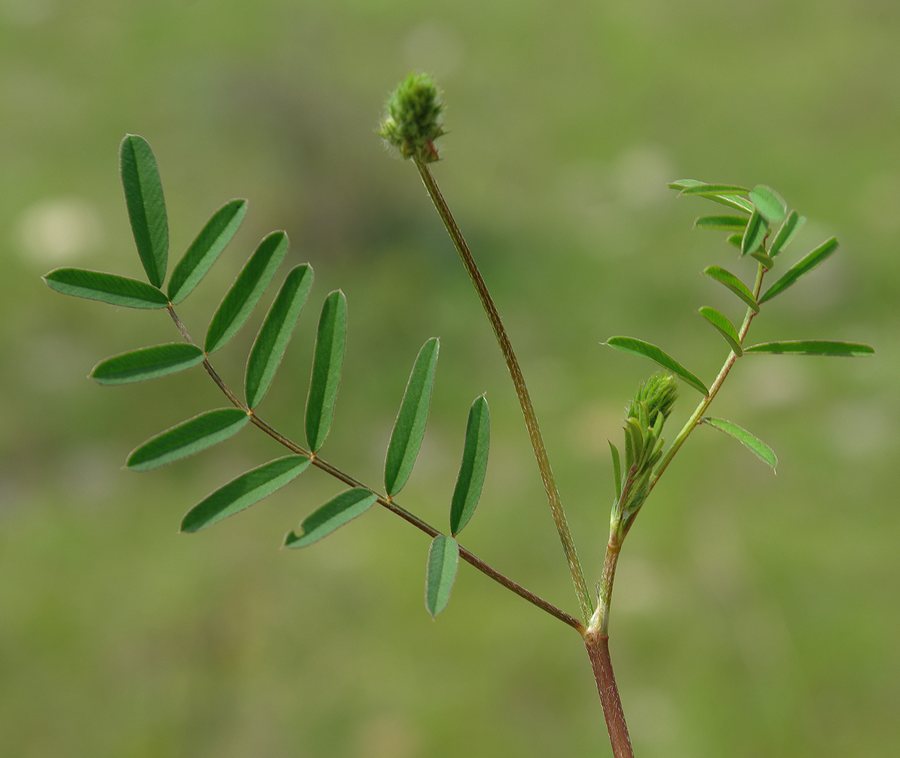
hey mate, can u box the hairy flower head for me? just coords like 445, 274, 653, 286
379, 73, 445, 162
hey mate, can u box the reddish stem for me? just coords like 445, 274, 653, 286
584, 630, 634, 758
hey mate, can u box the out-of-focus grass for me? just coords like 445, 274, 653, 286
1, 1, 898, 755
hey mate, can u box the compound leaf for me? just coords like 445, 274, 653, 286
703, 417, 777, 470
44, 268, 168, 309
120, 134, 168, 287
759, 237, 839, 304
744, 340, 874, 357
168, 199, 247, 303
384, 338, 440, 496
181, 455, 310, 533
698, 306, 743, 355
304, 290, 348, 452
91, 343, 204, 385
126, 408, 248, 471
284, 487, 377, 548
425, 535, 460, 618
205, 231, 288, 353
449, 395, 490, 536
245, 264, 314, 409
604, 336, 708, 396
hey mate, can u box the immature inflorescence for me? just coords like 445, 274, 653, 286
626, 372, 678, 430
610, 372, 678, 538
379, 72, 445, 162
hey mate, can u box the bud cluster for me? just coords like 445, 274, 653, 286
612, 373, 678, 539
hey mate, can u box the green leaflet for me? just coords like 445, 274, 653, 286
759, 237, 839, 303
751, 251, 775, 270
168, 199, 248, 304
449, 395, 490, 536
305, 290, 348, 452
669, 179, 753, 213
44, 268, 168, 309
668, 179, 705, 190
425, 535, 459, 618
726, 233, 743, 249
609, 441, 622, 499
205, 230, 289, 353
741, 208, 768, 255
703, 266, 759, 312
384, 338, 440, 496
744, 340, 874, 357
604, 336, 708, 396
625, 417, 644, 468
91, 343, 204, 385
702, 417, 777, 470
698, 306, 742, 355
679, 183, 750, 196
749, 185, 787, 224
181, 455, 310, 533
126, 408, 249, 471
769, 210, 805, 257
120, 135, 168, 287
694, 215, 748, 232
284, 487, 377, 548
245, 265, 314, 409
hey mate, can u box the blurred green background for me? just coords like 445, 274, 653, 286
2, 1, 897, 755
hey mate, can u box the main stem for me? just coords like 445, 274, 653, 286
584, 629, 633, 758
414, 156, 593, 623
166, 305, 582, 634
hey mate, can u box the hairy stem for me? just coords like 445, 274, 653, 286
584, 630, 634, 758
165, 305, 583, 633
413, 156, 593, 623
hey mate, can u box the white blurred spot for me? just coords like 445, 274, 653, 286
858, 172, 900, 235
735, 359, 807, 410
611, 144, 675, 210
568, 400, 626, 458
16, 197, 103, 264
356, 713, 420, 758
628, 687, 679, 747
403, 22, 464, 78
615, 555, 669, 616
689, 503, 747, 600
826, 400, 892, 459
0, 0, 53, 26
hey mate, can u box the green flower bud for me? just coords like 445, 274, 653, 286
626, 372, 678, 429
379, 73, 445, 163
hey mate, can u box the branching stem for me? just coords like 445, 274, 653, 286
164, 305, 583, 634
413, 156, 593, 623
593, 263, 767, 638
